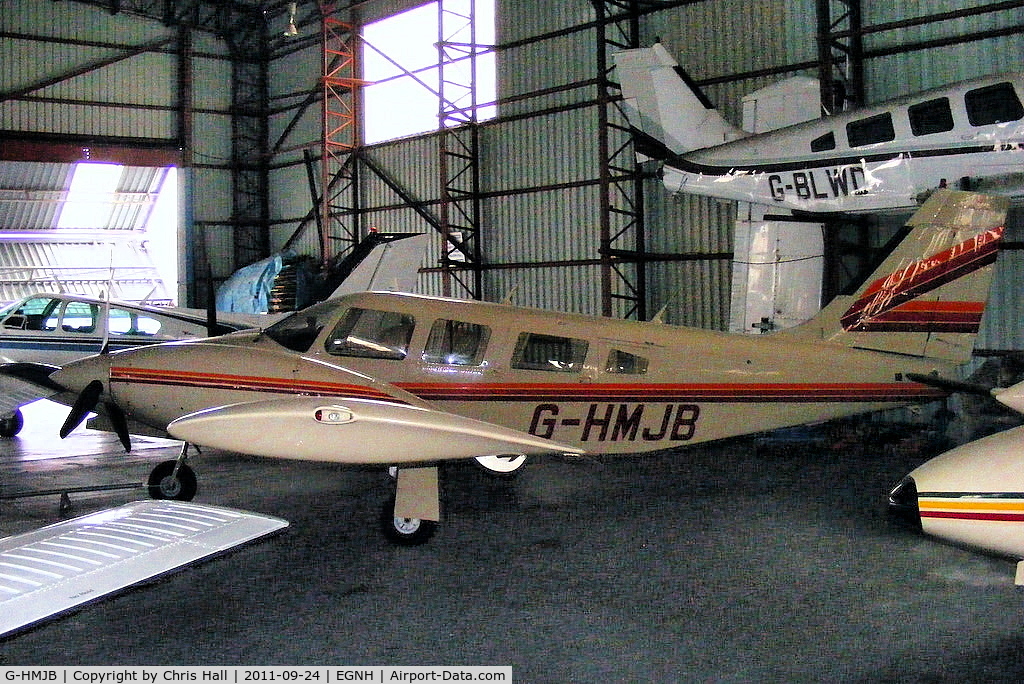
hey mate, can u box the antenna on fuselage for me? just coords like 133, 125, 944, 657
650, 301, 671, 324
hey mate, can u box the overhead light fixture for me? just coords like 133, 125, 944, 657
284, 3, 299, 37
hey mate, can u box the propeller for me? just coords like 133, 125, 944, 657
59, 379, 103, 439
905, 372, 994, 397
58, 378, 133, 451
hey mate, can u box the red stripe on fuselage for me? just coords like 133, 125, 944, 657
398, 382, 946, 403
109, 367, 400, 402
921, 510, 1024, 522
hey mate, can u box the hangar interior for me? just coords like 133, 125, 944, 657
3, 0, 1024, 673
2, 1, 1021, 332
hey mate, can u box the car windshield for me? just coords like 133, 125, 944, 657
263, 299, 348, 352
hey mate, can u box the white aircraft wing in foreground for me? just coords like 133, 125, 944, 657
0, 500, 287, 637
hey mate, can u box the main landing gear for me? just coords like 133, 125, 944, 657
147, 442, 198, 501
380, 466, 439, 545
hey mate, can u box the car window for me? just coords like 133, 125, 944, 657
423, 319, 490, 366
511, 332, 588, 372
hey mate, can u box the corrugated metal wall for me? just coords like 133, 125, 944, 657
3, 0, 1022, 351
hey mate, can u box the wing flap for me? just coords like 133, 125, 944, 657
0, 500, 287, 637
167, 397, 581, 464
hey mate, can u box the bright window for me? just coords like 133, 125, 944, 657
57, 162, 122, 229
362, 0, 496, 143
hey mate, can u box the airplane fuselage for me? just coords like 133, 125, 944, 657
57, 291, 953, 458
663, 73, 1024, 212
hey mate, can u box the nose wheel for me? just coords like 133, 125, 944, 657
147, 443, 198, 501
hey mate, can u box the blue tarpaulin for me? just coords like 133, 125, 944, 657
216, 253, 285, 314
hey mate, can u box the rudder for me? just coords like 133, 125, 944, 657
781, 190, 1007, 363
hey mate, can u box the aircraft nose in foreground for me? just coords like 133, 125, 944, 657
50, 352, 114, 394
887, 476, 922, 530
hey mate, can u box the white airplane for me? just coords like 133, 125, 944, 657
613, 45, 1024, 335
12, 190, 1007, 545
889, 379, 1024, 585
612, 44, 1024, 213
0, 233, 429, 439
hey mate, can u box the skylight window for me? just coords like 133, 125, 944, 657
57, 162, 123, 229
361, 0, 496, 144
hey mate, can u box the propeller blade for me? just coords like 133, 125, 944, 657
905, 372, 993, 397
104, 400, 132, 452
59, 379, 104, 438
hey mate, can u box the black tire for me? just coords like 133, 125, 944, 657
147, 460, 198, 501
0, 409, 24, 438
380, 496, 437, 546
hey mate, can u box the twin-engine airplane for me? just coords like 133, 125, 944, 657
612, 44, 1024, 213
889, 380, 1024, 584
6, 190, 1007, 544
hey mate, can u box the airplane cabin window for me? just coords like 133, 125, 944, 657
909, 97, 954, 136
326, 307, 415, 360
108, 308, 162, 336
60, 301, 97, 333
423, 319, 490, 365
965, 82, 1024, 126
847, 113, 895, 147
605, 349, 649, 375
511, 332, 588, 372
810, 132, 835, 152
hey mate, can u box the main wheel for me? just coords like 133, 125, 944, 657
0, 409, 24, 438
474, 454, 527, 476
147, 460, 198, 501
380, 496, 437, 546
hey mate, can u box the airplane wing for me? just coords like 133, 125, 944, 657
0, 500, 287, 637
0, 362, 64, 415
166, 396, 582, 464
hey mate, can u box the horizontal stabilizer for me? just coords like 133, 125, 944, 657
613, 43, 744, 155
0, 501, 287, 637
167, 397, 582, 464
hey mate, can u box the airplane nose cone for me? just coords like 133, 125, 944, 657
887, 476, 922, 530
50, 353, 113, 393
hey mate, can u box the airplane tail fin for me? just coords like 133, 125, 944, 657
612, 43, 746, 157
781, 190, 1008, 364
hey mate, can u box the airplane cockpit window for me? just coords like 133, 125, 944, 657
511, 332, 588, 372
847, 113, 895, 147
810, 132, 835, 152
60, 301, 98, 333
965, 82, 1024, 127
326, 307, 415, 360
605, 349, 649, 375
423, 319, 490, 365
909, 97, 954, 136
264, 299, 341, 352
1, 296, 60, 331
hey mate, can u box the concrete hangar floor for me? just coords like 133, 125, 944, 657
1, 400, 1023, 680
